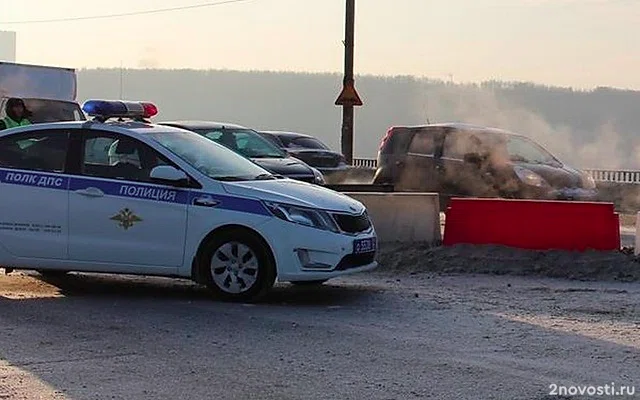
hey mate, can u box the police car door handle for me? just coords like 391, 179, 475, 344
75, 187, 104, 198
193, 195, 220, 207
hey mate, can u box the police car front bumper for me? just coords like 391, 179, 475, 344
259, 218, 378, 282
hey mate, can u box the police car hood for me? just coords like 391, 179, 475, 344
221, 179, 365, 213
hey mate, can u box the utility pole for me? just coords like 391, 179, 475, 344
119, 61, 124, 99
341, 0, 355, 164
335, 0, 362, 165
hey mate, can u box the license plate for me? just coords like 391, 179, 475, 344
353, 237, 377, 254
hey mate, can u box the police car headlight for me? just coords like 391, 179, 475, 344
311, 168, 325, 185
264, 202, 339, 232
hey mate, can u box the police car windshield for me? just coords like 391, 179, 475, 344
147, 130, 274, 181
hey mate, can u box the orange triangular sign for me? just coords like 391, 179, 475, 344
335, 83, 363, 106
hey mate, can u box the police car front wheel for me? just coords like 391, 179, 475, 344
199, 228, 276, 302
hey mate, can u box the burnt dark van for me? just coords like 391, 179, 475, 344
373, 123, 597, 201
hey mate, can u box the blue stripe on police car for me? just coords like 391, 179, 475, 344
188, 191, 270, 215
69, 177, 270, 215
0, 169, 270, 216
69, 177, 190, 204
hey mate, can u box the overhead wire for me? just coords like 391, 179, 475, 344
0, 0, 256, 24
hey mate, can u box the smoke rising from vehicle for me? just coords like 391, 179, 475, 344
137, 47, 160, 69
406, 82, 640, 210
415, 82, 633, 170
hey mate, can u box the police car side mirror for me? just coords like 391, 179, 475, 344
150, 165, 189, 187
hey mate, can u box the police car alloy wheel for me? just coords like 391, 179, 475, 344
199, 228, 276, 302
211, 242, 258, 292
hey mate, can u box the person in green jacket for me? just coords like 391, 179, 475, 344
0, 98, 32, 130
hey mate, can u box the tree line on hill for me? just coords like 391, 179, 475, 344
77, 68, 640, 169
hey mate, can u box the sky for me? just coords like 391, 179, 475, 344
1, 0, 640, 90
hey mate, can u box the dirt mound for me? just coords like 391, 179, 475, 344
376, 243, 640, 282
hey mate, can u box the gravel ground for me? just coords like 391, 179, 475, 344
1, 242, 639, 400
377, 243, 640, 282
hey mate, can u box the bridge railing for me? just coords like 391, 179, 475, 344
351, 158, 640, 184
351, 158, 378, 169
583, 169, 640, 184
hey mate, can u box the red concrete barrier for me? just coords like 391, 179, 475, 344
443, 198, 620, 251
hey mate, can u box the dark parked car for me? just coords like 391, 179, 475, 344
159, 121, 325, 185
258, 131, 350, 177
373, 123, 597, 201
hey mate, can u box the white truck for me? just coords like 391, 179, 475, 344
0, 61, 86, 123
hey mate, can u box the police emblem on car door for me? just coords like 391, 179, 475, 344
110, 208, 142, 230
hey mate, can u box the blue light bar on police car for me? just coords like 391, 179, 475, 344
82, 100, 158, 119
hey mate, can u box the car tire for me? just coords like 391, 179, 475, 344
199, 228, 276, 302
289, 280, 328, 286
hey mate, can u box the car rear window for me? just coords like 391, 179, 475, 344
289, 137, 328, 150
443, 130, 484, 159
408, 133, 436, 155
259, 133, 284, 147
195, 128, 286, 158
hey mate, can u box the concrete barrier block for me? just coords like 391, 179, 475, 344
343, 192, 441, 244
444, 198, 620, 251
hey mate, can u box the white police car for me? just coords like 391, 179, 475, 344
0, 100, 378, 301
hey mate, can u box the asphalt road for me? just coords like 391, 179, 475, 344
1, 270, 639, 400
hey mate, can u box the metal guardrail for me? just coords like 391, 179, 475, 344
351, 158, 378, 169
583, 169, 640, 184
352, 158, 640, 184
